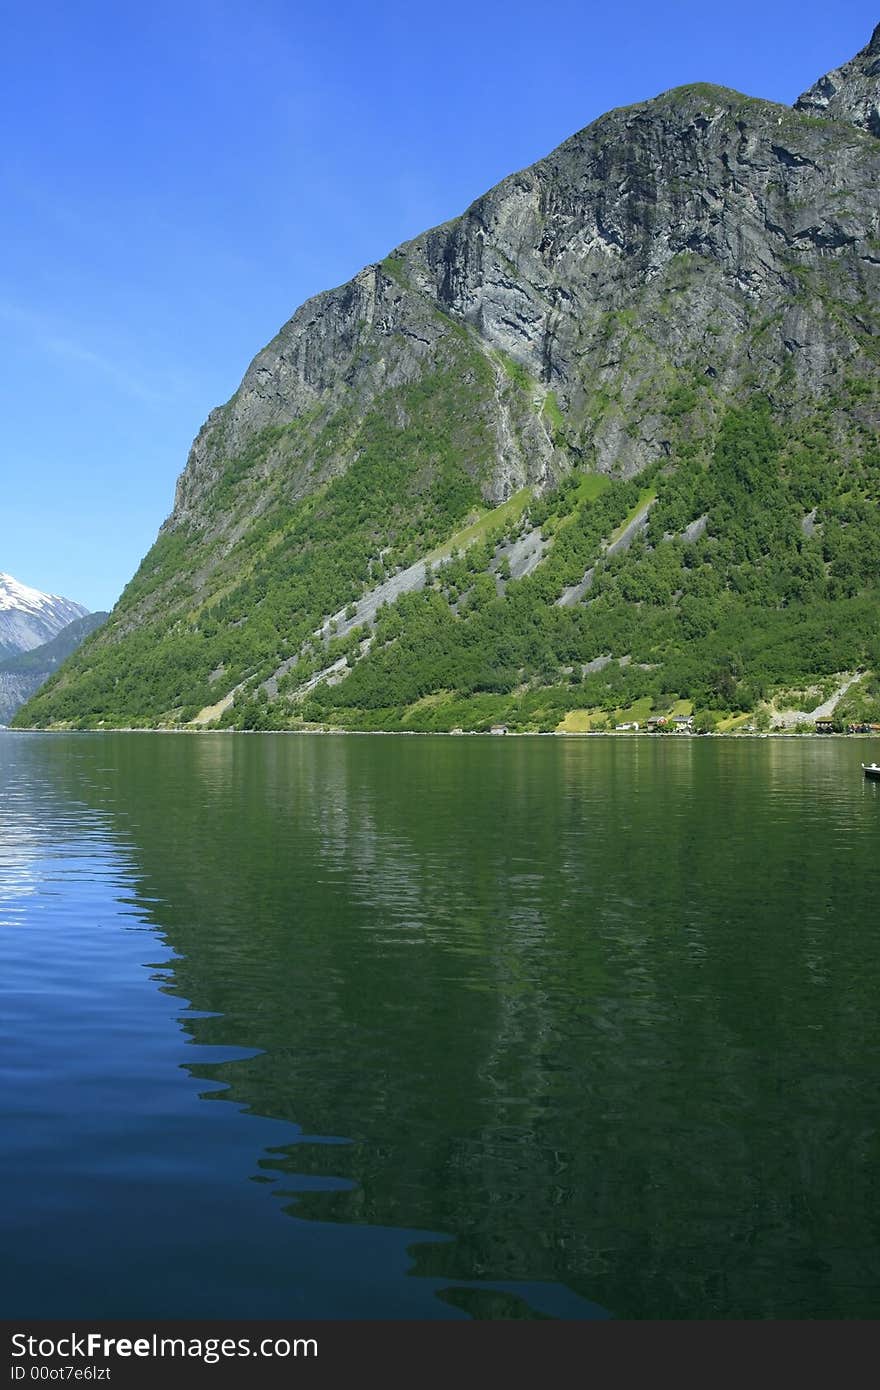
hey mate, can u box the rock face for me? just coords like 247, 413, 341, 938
17, 27, 880, 730
0, 573, 89, 656
0, 673, 40, 725
0, 611, 107, 722
795, 22, 880, 136
174, 40, 879, 520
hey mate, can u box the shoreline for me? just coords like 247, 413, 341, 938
4, 726, 879, 741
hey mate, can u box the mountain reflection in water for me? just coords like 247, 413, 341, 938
1, 732, 878, 1317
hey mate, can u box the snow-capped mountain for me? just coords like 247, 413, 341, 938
0, 573, 90, 656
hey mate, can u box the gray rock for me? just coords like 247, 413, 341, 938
795, 23, 880, 137
491, 527, 549, 581
682, 514, 708, 543
558, 496, 656, 606
0, 611, 106, 721
165, 27, 879, 531
0, 672, 44, 723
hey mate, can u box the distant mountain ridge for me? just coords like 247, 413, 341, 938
0, 573, 101, 723
0, 610, 107, 724
0, 572, 89, 657
16, 25, 880, 734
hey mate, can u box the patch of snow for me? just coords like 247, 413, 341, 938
0, 573, 89, 655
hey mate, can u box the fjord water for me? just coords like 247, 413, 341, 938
2, 733, 879, 1320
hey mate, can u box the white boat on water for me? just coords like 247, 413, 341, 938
862, 763, 880, 781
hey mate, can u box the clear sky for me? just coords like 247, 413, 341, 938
1, 0, 876, 611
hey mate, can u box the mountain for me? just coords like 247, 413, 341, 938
0, 611, 108, 724
0, 573, 89, 658
16, 28, 880, 734
794, 21, 880, 135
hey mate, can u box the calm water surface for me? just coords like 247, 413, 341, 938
1, 732, 879, 1319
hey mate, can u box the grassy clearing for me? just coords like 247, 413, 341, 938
428, 488, 533, 561
556, 695, 689, 733
716, 711, 752, 733
495, 351, 534, 393
556, 708, 603, 732
611, 696, 654, 724
578, 474, 612, 503
380, 254, 410, 289
401, 691, 452, 718
665, 698, 694, 718
543, 391, 565, 432
547, 473, 612, 536
608, 488, 656, 545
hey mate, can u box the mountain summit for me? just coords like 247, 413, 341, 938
17, 28, 880, 734
795, 21, 880, 135
0, 573, 88, 657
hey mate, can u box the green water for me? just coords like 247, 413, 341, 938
1, 732, 879, 1318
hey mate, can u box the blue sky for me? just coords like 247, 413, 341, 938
1, 0, 876, 611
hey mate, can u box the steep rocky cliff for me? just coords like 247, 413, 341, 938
795, 20, 880, 134
19, 28, 880, 732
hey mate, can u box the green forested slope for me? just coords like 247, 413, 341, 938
294, 395, 880, 733
16, 27, 880, 733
